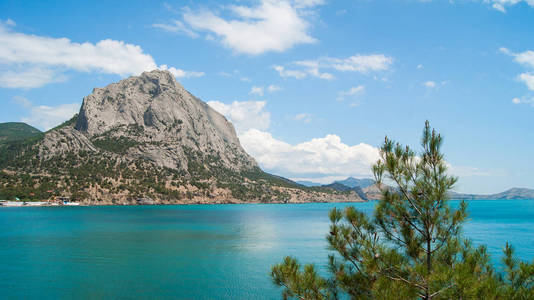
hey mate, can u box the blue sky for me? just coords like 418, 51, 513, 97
1, 0, 533, 194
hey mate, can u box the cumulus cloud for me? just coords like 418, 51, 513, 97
501, 47, 534, 96
274, 54, 393, 80
176, 0, 322, 55
501, 47, 534, 69
207, 100, 270, 133
239, 129, 380, 179
208, 99, 381, 181
519, 73, 534, 90
0, 22, 202, 88
13, 96, 79, 130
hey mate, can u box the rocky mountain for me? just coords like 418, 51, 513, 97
0, 70, 363, 205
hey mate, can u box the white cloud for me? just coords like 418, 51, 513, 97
514, 51, 534, 69
337, 85, 365, 101
424, 81, 436, 88
488, 0, 534, 12
417, 64, 423, 69
158, 65, 205, 78
294, 0, 325, 8
267, 84, 282, 92
219, 70, 251, 82
501, 47, 534, 69
501, 47, 534, 94
248, 84, 281, 96
239, 129, 380, 178
152, 20, 199, 38
294, 60, 335, 79
294, 113, 312, 123
249, 86, 264, 96
519, 73, 534, 90
13, 96, 79, 130
511, 96, 534, 106
0, 67, 62, 88
180, 0, 321, 55
273, 65, 307, 79
0, 22, 202, 88
207, 100, 270, 133
274, 54, 393, 80
327, 54, 393, 73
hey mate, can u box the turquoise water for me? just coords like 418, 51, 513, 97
1, 200, 533, 299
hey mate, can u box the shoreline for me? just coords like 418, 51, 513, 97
1, 198, 533, 208
0, 198, 367, 207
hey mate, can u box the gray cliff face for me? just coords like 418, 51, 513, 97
41, 70, 258, 171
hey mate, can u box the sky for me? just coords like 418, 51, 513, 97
1, 0, 533, 194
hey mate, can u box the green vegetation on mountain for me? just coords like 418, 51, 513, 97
271, 122, 534, 299
0, 122, 41, 145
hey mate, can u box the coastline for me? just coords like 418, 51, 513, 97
0, 197, 367, 207
2, 198, 533, 208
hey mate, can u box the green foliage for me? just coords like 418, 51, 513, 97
271, 121, 534, 299
92, 136, 139, 154
0, 122, 41, 146
46, 114, 78, 133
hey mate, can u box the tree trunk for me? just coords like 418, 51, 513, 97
426, 233, 432, 299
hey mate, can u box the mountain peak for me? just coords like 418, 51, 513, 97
59, 70, 257, 171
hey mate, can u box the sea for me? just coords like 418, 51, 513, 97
1, 200, 533, 299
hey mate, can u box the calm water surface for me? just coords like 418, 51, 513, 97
1, 200, 533, 299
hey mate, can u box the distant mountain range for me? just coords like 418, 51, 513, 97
305, 177, 534, 200
295, 180, 322, 187
297, 177, 375, 188
450, 188, 534, 200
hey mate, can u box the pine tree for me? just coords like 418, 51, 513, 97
271, 121, 534, 299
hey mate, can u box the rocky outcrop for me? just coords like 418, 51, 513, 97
40, 70, 257, 172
